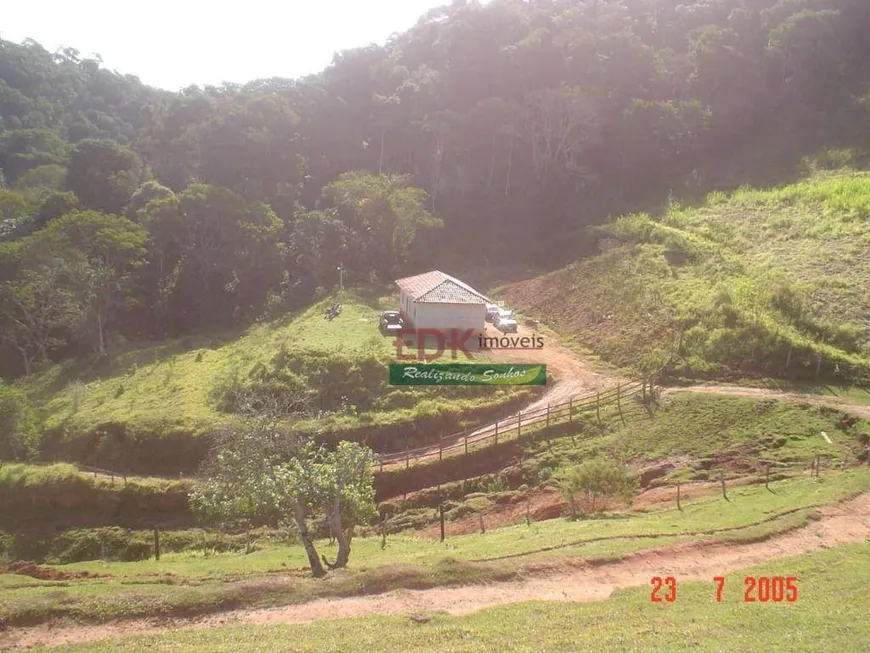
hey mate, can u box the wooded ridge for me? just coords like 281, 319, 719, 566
1, 0, 869, 380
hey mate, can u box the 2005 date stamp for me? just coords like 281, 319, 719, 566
650, 576, 799, 603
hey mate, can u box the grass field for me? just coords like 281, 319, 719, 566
22, 294, 508, 431
2, 468, 867, 628
27, 541, 870, 652
501, 171, 870, 382
14, 293, 535, 474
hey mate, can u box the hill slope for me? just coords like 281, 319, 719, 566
19, 294, 536, 474
501, 170, 870, 383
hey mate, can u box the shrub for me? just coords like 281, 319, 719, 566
0, 380, 40, 460
556, 458, 638, 518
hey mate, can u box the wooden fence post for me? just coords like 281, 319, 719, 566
479, 512, 485, 534
439, 505, 446, 542
494, 421, 499, 446
617, 383, 625, 425
517, 412, 522, 437
465, 434, 468, 454
381, 513, 387, 550
569, 397, 573, 423
677, 481, 682, 511
405, 443, 410, 469
546, 403, 550, 429
596, 391, 601, 426
720, 471, 728, 501
154, 527, 160, 561
439, 439, 443, 461
526, 494, 531, 526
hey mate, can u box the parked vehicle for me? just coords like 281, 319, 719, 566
379, 310, 404, 335
485, 303, 500, 322
494, 308, 518, 333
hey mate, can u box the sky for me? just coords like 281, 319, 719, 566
2, 0, 451, 91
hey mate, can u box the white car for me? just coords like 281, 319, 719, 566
494, 308, 518, 333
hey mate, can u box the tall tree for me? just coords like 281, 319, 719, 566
141, 184, 284, 332
323, 172, 442, 281
65, 138, 142, 214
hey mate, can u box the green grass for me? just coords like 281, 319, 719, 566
15, 293, 536, 474
502, 171, 870, 383
20, 296, 393, 430
34, 541, 870, 652
1, 469, 866, 627
612, 392, 867, 470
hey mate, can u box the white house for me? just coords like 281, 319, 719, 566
396, 270, 490, 332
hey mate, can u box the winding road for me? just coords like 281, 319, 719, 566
380, 324, 870, 467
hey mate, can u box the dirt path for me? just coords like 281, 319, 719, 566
379, 325, 620, 466
670, 385, 870, 420
5, 492, 869, 650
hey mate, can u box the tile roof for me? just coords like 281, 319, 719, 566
396, 270, 490, 304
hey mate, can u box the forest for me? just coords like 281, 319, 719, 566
1, 0, 869, 378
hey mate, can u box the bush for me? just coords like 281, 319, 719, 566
556, 458, 638, 518
0, 380, 40, 460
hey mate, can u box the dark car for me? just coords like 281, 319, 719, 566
379, 310, 404, 336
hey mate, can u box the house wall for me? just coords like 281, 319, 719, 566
412, 302, 485, 332
399, 291, 415, 325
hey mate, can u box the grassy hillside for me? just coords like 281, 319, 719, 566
19, 293, 537, 474
501, 170, 870, 383
7, 391, 867, 566
2, 468, 868, 629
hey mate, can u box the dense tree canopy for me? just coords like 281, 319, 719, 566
1, 0, 869, 376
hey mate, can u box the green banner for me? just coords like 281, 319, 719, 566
389, 363, 547, 386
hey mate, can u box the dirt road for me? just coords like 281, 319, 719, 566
5, 492, 869, 650
669, 385, 870, 420
379, 325, 620, 466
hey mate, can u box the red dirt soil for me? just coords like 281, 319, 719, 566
417, 477, 765, 539
0, 561, 108, 581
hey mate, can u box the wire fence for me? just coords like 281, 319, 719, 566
375, 379, 652, 471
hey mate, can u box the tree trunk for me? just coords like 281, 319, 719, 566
487, 134, 497, 190
379, 128, 386, 175
290, 501, 325, 577
96, 313, 106, 355
333, 519, 352, 568
505, 129, 514, 196
17, 346, 32, 376
323, 497, 352, 568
